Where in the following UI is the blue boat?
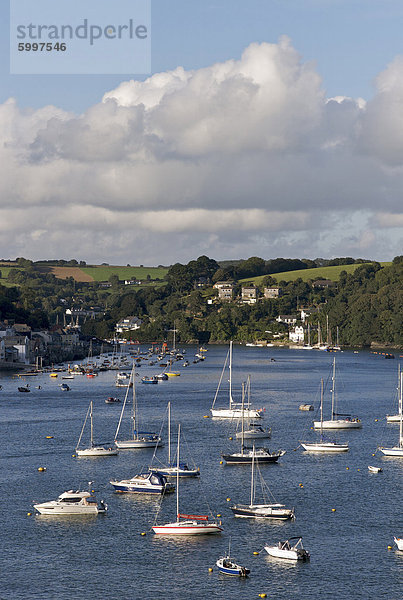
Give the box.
[141,376,158,384]
[216,556,250,577]
[110,471,175,494]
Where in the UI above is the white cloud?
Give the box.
[0,39,402,263]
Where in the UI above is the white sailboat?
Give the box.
[114,366,163,449]
[379,371,403,457]
[76,401,118,457]
[386,365,402,422]
[301,379,349,453]
[313,357,362,429]
[152,425,222,535]
[211,342,262,419]
[230,447,294,519]
[151,402,200,477]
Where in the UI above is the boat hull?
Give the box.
[151,467,200,478]
[313,419,362,429]
[264,546,306,561]
[211,408,261,419]
[386,415,401,422]
[222,450,285,464]
[301,442,349,453]
[152,521,222,535]
[76,447,118,457]
[236,428,271,439]
[216,558,249,576]
[379,446,403,456]
[231,504,294,519]
[115,437,163,449]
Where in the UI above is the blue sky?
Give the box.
[3,0,403,111]
[0,1,402,264]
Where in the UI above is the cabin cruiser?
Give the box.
[34,490,107,515]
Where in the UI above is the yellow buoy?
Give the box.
[357,469,360,472]
[229,436,233,440]
[346,467,349,470]
[27,512,32,516]
[45,436,53,439]
[37,467,46,472]
[375,419,378,422]
[208,568,213,573]
[217,514,221,518]
[203,415,210,418]
[219,460,223,465]
[259,594,267,598]
[332,508,336,512]
[387,545,392,550]
[253,551,259,555]
[72,454,76,458]
[226,497,231,502]
[140,532,146,536]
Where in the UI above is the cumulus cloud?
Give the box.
[0,38,402,263]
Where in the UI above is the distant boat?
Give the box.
[368,465,382,473]
[114,366,163,449]
[211,342,262,419]
[105,397,120,404]
[141,376,158,384]
[152,425,222,536]
[264,537,310,561]
[76,401,118,457]
[60,383,70,391]
[379,371,403,457]
[216,540,250,576]
[18,385,30,393]
[313,358,361,429]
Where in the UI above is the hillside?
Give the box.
[239,262,392,285]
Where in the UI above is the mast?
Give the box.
[176,424,180,521]
[250,445,255,506]
[331,357,336,421]
[229,341,233,408]
[114,364,133,441]
[90,401,94,448]
[399,371,403,449]
[320,379,324,440]
[168,402,171,465]
[240,381,245,456]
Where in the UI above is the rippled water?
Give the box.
[0,346,402,599]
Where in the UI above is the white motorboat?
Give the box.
[301,379,349,453]
[152,425,222,536]
[264,537,310,561]
[114,366,163,449]
[379,372,403,457]
[394,537,403,551]
[34,490,107,515]
[368,465,382,473]
[231,448,294,519]
[76,401,118,457]
[313,358,361,429]
[211,342,262,419]
[110,471,174,494]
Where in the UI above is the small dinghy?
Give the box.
[264,537,310,561]
[216,556,250,577]
[18,385,30,393]
[368,465,382,473]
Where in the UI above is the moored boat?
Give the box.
[264,537,310,561]
[110,470,174,494]
[34,490,107,515]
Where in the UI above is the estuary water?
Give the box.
[0,346,402,599]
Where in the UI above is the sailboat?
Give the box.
[301,379,349,452]
[313,357,362,429]
[152,425,223,535]
[164,324,180,377]
[151,403,200,477]
[76,401,118,457]
[386,366,402,422]
[211,342,262,419]
[379,371,403,457]
[230,447,294,518]
[114,366,163,449]
[235,376,271,439]
[222,382,285,464]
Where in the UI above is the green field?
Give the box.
[240,262,392,285]
[81,265,169,281]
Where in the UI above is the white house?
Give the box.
[115,316,143,334]
[289,326,305,343]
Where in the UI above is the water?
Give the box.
[0,347,402,599]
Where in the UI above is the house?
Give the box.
[289,326,305,343]
[115,316,143,334]
[312,279,337,289]
[213,281,234,301]
[276,315,298,325]
[264,287,282,298]
[300,307,318,323]
[241,285,258,304]
[124,280,141,285]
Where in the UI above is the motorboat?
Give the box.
[236,422,271,440]
[231,447,294,519]
[216,551,249,577]
[152,425,222,535]
[211,342,262,419]
[110,471,174,494]
[76,401,118,457]
[368,465,382,473]
[105,397,121,404]
[18,385,30,392]
[299,404,314,411]
[34,490,107,515]
[313,358,361,429]
[264,537,310,561]
[141,376,158,384]
[394,537,403,551]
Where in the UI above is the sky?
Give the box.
[0,0,402,265]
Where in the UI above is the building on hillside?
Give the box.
[312,279,337,289]
[213,281,234,301]
[264,287,282,298]
[289,326,305,343]
[115,316,143,334]
[276,315,298,326]
[300,307,319,323]
[241,285,259,304]
[124,280,142,285]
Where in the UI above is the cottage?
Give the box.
[276,315,298,325]
[115,316,143,334]
[241,285,258,304]
[213,281,234,301]
[264,287,282,299]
